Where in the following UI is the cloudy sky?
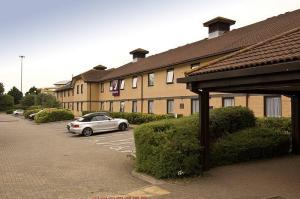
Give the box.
[0,0,299,93]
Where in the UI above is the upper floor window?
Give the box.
[264,96,282,117]
[63,91,66,97]
[222,97,235,107]
[132,76,138,88]
[166,69,174,84]
[167,99,174,114]
[100,83,104,93]
[191,63,200,69]
[120,80,125,90]
[148,73,154,86]
[68,90,70,97]
[77,85,79,94]
[80,84,83,94]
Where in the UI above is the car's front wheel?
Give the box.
[119,123,127,131]
[82,128,93,137]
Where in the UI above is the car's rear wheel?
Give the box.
[82,128,93,137]
[119,123,127,131]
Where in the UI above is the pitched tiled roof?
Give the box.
[99,9,300,81]
[187,27,300,76]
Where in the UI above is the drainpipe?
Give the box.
[89,83,92,111]
[141,74,144,113]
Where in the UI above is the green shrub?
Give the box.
[210,127,290,167]
[110,112,175,124]
[0,94,14,111]
[6,109,13,114]
[34,108,74,123]
[27,105,42,110]
[135,115,201,178]
[209,106,256,141]
[24,109,42,119]
[256,117,291,133]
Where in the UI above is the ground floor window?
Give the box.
[100,102,104,110]
[191,99,199,114]
[167,99,174,114]
[120,101,125,112]
[265,96,282,117]
[132,101,137,113]
[81,102,83,111]
[148,100,154,114]
[109,102,113,112]
[76,102,79,111]
[222,97,235,107]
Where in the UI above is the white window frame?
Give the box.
[222,97,235,107]
[132,77,138,88]
[148,73,155,86]
[120,79,125,90]
[166,69,174,84]
[167,99,174,114]
[148,100,154,114]
[265,96,282,117]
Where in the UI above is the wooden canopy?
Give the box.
[178,28,300,171]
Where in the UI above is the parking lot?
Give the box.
[0,114,147,199]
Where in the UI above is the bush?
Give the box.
[210,127,290,167]
[209,106,256,141]
[34,108,74,123]
[24,109,42,119]
[20,94,35,108]
[256,117,291,133]
[6,109,13,114]
[110,112,175,124]
[0,94,14,111]
[135,115,201,178]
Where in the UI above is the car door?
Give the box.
[90,116,101,132]
[93,115,112,131]
[105,116,119,129]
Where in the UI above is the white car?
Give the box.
[67,112,129,136]
[13,109,24,116]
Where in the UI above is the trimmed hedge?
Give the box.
[6,109,13,114]
[24,109,42,119]
[209,106,256,141]
[210,127,291,166]
[81,111,175,124]
[34,108,74,123]
[256,117,291,133]
[134,115,201,178]
[110,112,175,124]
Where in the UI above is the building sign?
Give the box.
[110,80,120,96]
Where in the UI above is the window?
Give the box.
[166,69,174,84]
[191,99,199,114]
[148,73,154,86]
[76,102,79,111]
[81,102,83,111]
[72,89,74,96]
[81,84,83,94]
[167,99,174,114]
[100,83,104,93]
[222,97,235,107]
[68,90,70,97]
[148,100,154,114]
[77,85,79,94]
[71,102,74,110]
[120,79,125,90]
[265,96,282,117]
[100,102,104,110]
[132,76,138,88]
[191,63,200,69]
[120,101,125,112]
[64,91,66,97]
[109,102,113,112]
[109,81,113,91]
[67,103,70,109]
[91,115,108,121]
[132,101,137,113]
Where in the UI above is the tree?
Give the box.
[20,94,35,107]
[35,93,60,108]
[7,86,23,104]
[0,95,14,111]
[0,82,4,96]
[25,86,40,96]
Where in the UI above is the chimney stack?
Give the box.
[130,48,149,62]
[203,17,236,39]
[93,65,107,70]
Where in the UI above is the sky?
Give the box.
[0,0,300,93]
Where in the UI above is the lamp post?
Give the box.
[19,55,25,93]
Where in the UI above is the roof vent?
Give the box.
[203,17,236,39]
[130,48,149,62]
[93,65,107,70]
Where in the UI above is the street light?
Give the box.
[19,55,25,93]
